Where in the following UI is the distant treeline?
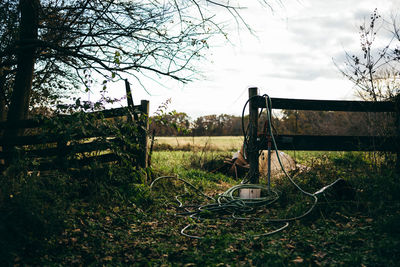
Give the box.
[150,110,396,137]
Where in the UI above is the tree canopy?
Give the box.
[0,0,268,128]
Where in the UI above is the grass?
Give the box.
[153,136,243,151]
[149,150,400,266]
[153,136,347,165]
[1,141,399,266]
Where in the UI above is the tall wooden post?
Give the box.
[396,95,400,176]
[125,79,139,121]
[248,87,259,184]
[138,100,149,169]
[125,79,134,108]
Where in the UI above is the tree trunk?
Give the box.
[5,0,39,136]
[0,75,5,165]
[3,0,39,165]
[0,74,6,122]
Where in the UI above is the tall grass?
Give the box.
[149,147,400,266]
[2,132,399,265]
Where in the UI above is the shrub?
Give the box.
[0,171,74,264]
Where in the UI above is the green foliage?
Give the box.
[2,148,400,265]
[150,99,192,136]
[183,169,231,184]
[0,163,150,265]
[13,101,148,174]
[0,102,152,265]
[149,151,400,266]
[0,171,75,264]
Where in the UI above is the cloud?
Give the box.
[285,15,359,52]
[259,52,339,81]
[246,0,399,82]
[135,0,400,118]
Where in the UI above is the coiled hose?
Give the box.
[150,94,342,239]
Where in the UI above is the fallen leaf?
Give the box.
[313,252,327,259]
[292,257,304,263]
[103,256,113,261]
[286,243,295,249]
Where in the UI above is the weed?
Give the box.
[2,147,399,266]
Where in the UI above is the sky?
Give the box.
[89,0,400,119]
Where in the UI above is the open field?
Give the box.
[153,136,353,165]
[154,136,243,151]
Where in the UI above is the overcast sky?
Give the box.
[93,0,400,119]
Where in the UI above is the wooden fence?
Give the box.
[0,100,149,173]
[247,87,400,183]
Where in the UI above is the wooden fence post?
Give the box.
[396,95,400,176]
[57,138,68,170]
[248,87,259,184]
[125,79,134,108]
[138,100,149,169]
[125,79,139,121]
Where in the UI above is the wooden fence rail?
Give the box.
[253,96,396,112]
[0,100,149,172]
[247,87,400,184]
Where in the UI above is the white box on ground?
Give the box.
[239,188,261,199]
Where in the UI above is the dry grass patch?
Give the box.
[154,136,243,151]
